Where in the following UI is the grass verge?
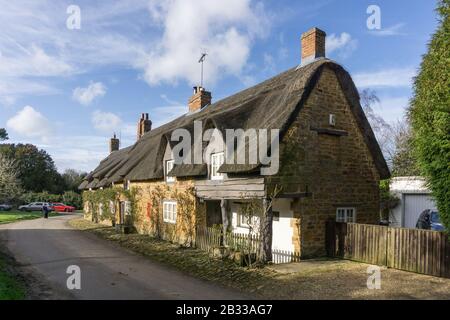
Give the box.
[0,211,57,224]
[0,253,25,300]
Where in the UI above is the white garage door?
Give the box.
[404,194,437,228]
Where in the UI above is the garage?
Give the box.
[403,194,437,228]
[390,177,437,228]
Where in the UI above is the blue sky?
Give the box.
[0,0,439,172]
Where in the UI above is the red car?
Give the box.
[52,203,75,212]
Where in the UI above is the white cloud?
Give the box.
[91,110,122,133]
[369,23,406,37]
[0,1,150,102]
[6,105,52,142]
[326,32,358,59]
[73,82,106,105]
[0,44,73,78]
[353,67,416,89]
[143,0,269,86]
[0,1,269,102]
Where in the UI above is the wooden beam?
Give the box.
[310,126,348,136]
[277,192,312,199]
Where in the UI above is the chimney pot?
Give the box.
[301,27,326,65]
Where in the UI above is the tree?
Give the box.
[360,89,420,176]
[0,143,65,194]
[62,191,83,209]
[0,128,8,141]
[259,184,282,263]
[0,154,22,203]
[360,89,395,167]
[409,1,450,231]
[391,121,421,177]
[62,169,87,192]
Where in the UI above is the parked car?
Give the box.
[0,204,12,211]
[416,209,445,231]
[51,203,75,212]
[18,202,54,212]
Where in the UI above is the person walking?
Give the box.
[42,203,49,219]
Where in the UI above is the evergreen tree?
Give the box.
[0,128,8,141]
[409,1,450,231]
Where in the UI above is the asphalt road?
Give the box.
[0,213,246,300]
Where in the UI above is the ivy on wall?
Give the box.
[82,187,138,225]
[138,183,196,246]
[82,184,196,245]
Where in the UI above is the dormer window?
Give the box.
[210,152,224,180]
[166,160,175,183]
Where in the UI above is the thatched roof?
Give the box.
[79,59,389,190]
[168,164,208,177]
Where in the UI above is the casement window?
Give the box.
[210,152,224,180]
[109,201,116,214]
[124,180,130,190]
[237,212,259,228]
[163,200,177,224]
[166,160,175,183]
[238,212,249,228]
[124,201,132,216]
[336,207,356,222]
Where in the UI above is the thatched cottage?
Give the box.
[79,27,389,259]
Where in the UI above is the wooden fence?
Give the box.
[326,221,450,278]
[272,249,301,264]
[195,226,261,258]
[195,227,300,264]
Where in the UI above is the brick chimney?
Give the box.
[137,113,152,140]
[301,27,326,65]
[188,86,211,112]
[110,133,119,153]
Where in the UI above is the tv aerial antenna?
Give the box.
[198,52,207,87]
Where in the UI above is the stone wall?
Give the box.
[272,67,381,257]
[130,179,197,246]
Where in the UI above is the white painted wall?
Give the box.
[230,202,260,234]
[230,199,294,252]
[271,199,294,252]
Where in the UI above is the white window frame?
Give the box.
[163,200,177,224]
[166,160,175,183]
[336,207,356,223]
[210,152,224,180]
[124,201,132,216]
[237,211,260,229]
[238,213,250,228]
